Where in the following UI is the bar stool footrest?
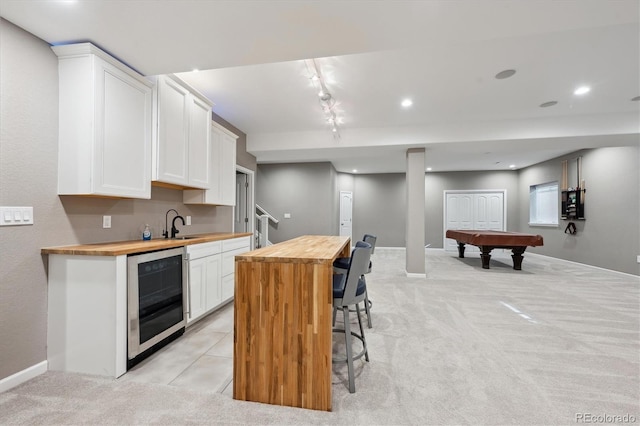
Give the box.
[332,328,368,363]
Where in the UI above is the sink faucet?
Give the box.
[163,209,180,239]
[171,215,185,239]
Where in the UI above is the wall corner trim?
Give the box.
[0,360,48,393]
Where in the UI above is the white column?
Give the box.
[406,148,426,276]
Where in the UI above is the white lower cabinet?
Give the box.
[186,236,251,325]
[221,274,235,302]
[187,252,221,322]
[186,241,221,325]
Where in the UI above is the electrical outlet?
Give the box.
[186,215,191,226]
[284,213,291,219]
[637,255,640,264]
[102,215,111,229]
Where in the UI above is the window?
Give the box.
[529,181,558,226]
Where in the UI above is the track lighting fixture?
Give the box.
[305,59,341,138]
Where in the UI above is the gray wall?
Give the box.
[1,18,58,382]
[336,151,638,274]
[256,162,337,243]
[519,146,640,275]
[348,173,406,247]
[212,113,256,172]
[337,170,519,249]
[0,19,253,381]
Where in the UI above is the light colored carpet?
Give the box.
[1,248,638,425]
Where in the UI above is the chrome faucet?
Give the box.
[171,215,185,239]
[163,209,180,239]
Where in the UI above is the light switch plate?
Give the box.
[0,206,33,226]
[186,215,192,226]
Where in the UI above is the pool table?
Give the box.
[446,229,544,270]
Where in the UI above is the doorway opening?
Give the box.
[235,166,255,248]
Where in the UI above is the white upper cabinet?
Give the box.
[183,121,237,206]
[188,96,212,188]
[53,43,153,199]
[152,74,213,189]
[219,130,237,205]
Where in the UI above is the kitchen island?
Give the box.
[233,235,351,411]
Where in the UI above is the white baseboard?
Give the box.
[526,252,640,279]
[377,246,446,252]
[0,360,47,393]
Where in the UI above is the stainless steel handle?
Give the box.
[184,258,191,317]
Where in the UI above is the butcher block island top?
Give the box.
[234,235,351,411]
[235,234,350,264]
[41,232,252,256]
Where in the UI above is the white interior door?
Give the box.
[444,191,505,252]
[339,191,353,242]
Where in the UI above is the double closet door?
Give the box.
[444,191,505,252]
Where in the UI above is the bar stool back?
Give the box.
[332,241,372,393]
[334,234,377,327]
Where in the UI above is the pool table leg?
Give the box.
[479,246,492,269]
[456,242,466,258]
[511,247,526,270]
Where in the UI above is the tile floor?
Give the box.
[118,302,235,396]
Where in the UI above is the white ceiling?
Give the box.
[1,0,639,173]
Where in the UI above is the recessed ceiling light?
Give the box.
[574,86,591,95]
[540,101,558,108]
[495,69,516,79]
[401,99,413,108]
[509,164,516,169]
[426,167,432,171]
[632,96,640,102]
[192,68,199,73]
[352,169,357,173]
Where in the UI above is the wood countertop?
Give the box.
[235,235,350,264]
[41,232,253,256]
